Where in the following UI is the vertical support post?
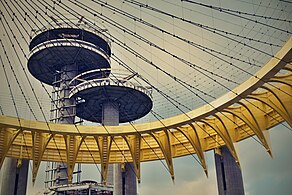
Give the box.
[0,158,17,194]
[0,158,29,195]
[215,146,244,195]
[16,159,29,195]
[102,101,137,195]
[54,64,76,186]
[123,163,137,195]
[114,164,123,195]
[102,101,119,187]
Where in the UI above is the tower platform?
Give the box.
[69,69,153,123]
[28,22,111,85]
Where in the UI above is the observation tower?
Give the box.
[27,20,152,194]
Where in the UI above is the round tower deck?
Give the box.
[28,26,111,86]
[71,80,152,123]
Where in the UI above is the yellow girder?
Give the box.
[176,124,207,176]
[0,37,291,183]
[150,130,175,180]
[94,135,112,184]
[123,135,141,182]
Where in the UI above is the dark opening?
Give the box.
[122,172,126,195]
[221,159,227,191]
[14,172,19,195]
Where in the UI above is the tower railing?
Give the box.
[30,19,111,47]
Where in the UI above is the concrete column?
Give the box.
[114,164,123,195]
[0,158,17,195]
[55,64,76,186]
[16,159,29,195]
[215,146,244,195]
[102,101,137,195]
[102,101,119,126]
[114,163,137,195]
[0,158,29,195]
[102,101,119,186]
[124,163,137,195]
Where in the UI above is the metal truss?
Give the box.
[0,37,291,183]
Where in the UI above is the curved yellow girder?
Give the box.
[0,37,291,183]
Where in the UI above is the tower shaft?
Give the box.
[102,101,118,186]
[102,102,137,195]
[54,64,77,186]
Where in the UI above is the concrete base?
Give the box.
[107,164,114,185]
[0,158,17,195]
[123,163,137,195]
[16,160,29,195]
[114,163,137,195]
[0,158,29,195]
[114,164,122,195]
[215,146,244,195]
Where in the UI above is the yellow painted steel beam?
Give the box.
[31,132,53,183]
[150,130,175,180]
[0,127,22,167]
[176,125,208,176]
[123,135,141,182]
[0,37,291,182]
[223,102,272,156]
[63,135,85,183]
[94,135,113,184]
